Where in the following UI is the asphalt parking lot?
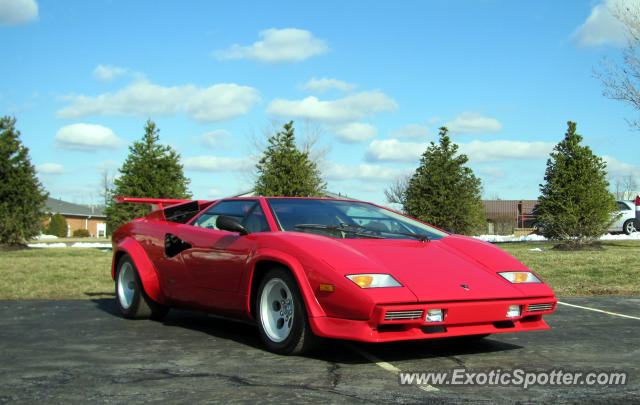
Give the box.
[0,296,638,404]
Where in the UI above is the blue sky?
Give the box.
[1,0,639,206]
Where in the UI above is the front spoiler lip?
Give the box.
[309,296,557,343]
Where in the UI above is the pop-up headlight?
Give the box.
[345,274,402,288]
[499,271,542,284]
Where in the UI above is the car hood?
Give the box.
[275,233,553,302]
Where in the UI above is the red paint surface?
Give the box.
[111,197,556,342]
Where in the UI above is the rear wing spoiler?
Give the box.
[114,196,195,210]
[114,196,214,223]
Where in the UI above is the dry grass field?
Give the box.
[0,248,114,299]
[0,240,638,299]
[500,240,640,296]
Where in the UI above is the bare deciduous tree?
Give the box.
[99,169,114,206]
[596,1,640,129]
[384,175,410,208]
[611,173,638,199]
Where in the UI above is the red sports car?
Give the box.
[110,196,556,355]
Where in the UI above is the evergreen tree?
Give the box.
[104,120,191,232]
[254,121,326,197]
[536,121,616,245]
[0,116,48,245]
[45,213,67,237]
[403,127,486,235]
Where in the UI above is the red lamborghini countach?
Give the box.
[110,196,556,354]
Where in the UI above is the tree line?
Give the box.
[0,114,628,249]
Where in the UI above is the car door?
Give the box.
[610,201,633,232]
[178,200,270,312]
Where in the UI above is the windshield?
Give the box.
[267,198,449,241]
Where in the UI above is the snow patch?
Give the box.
[70,243,112,248]
[475,232,639,243]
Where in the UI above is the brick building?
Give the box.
[44,198,107,237]
[482,199,538,234]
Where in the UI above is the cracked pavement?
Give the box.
[0,297,639,404]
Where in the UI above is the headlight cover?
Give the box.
[499,271,542,284]
[346,274,402,288]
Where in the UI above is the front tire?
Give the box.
[115,255,168,320]
[623,219,636,235]
[256,268,320,355]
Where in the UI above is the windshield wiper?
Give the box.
[342,223,430,242]
[294,224,384,239]
[294,223,429,242]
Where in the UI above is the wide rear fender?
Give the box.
[112,237,167,304]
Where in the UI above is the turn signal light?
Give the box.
[319,283,335,293]
[351,276,374,288]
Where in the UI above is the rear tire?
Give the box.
[256,268,321,355]
[115,255,168,320]
[623,219,636,235]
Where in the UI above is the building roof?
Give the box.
[482,200,538,219]
[45,198,106,218]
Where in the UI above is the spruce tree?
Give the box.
[45,213,67,237]
[536,121,616,245]
[104,120,191,232]
[254,121,326,197]
[403,127,486,235]
[0,116,48,245]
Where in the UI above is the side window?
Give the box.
[617,202,630,211]
[243,206,270,233]
[192,200,270,233]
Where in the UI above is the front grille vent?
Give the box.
[384,310,424,321]
[527,303,554,312]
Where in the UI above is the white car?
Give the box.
[609,200,637,235]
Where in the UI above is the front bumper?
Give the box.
[309,297,557,343]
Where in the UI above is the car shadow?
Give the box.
[310,335,522,365]
[90,299,522,363]
[90,298,121,316]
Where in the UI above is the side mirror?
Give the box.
[216,215,249,235]
[444,227,455,234]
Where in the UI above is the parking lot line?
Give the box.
[557,301,640,320]
[343,342,440,392]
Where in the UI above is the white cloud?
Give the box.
[365,138,554,163]
[302,77,355,93]
[36,163,65,175]
[459,140,554,163]
[603,155,640,177]
[0,0,37,25]
[477,166,506,180]
[55,124,125,151]
[334,123,377,143]
[446,111,502,134]
[365,139,426,162]
[323,161,410,181]
[573,0,629,47]
[195,129,231,148]
[183,156,253,172]
[183,85,260,122]
[389,124,430,139]
[93,64,127,81]
[267,91,397,124]
[216,28,328,63]
[57,80,261,123]
[208,188,223,198]
[94,160,121,170]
